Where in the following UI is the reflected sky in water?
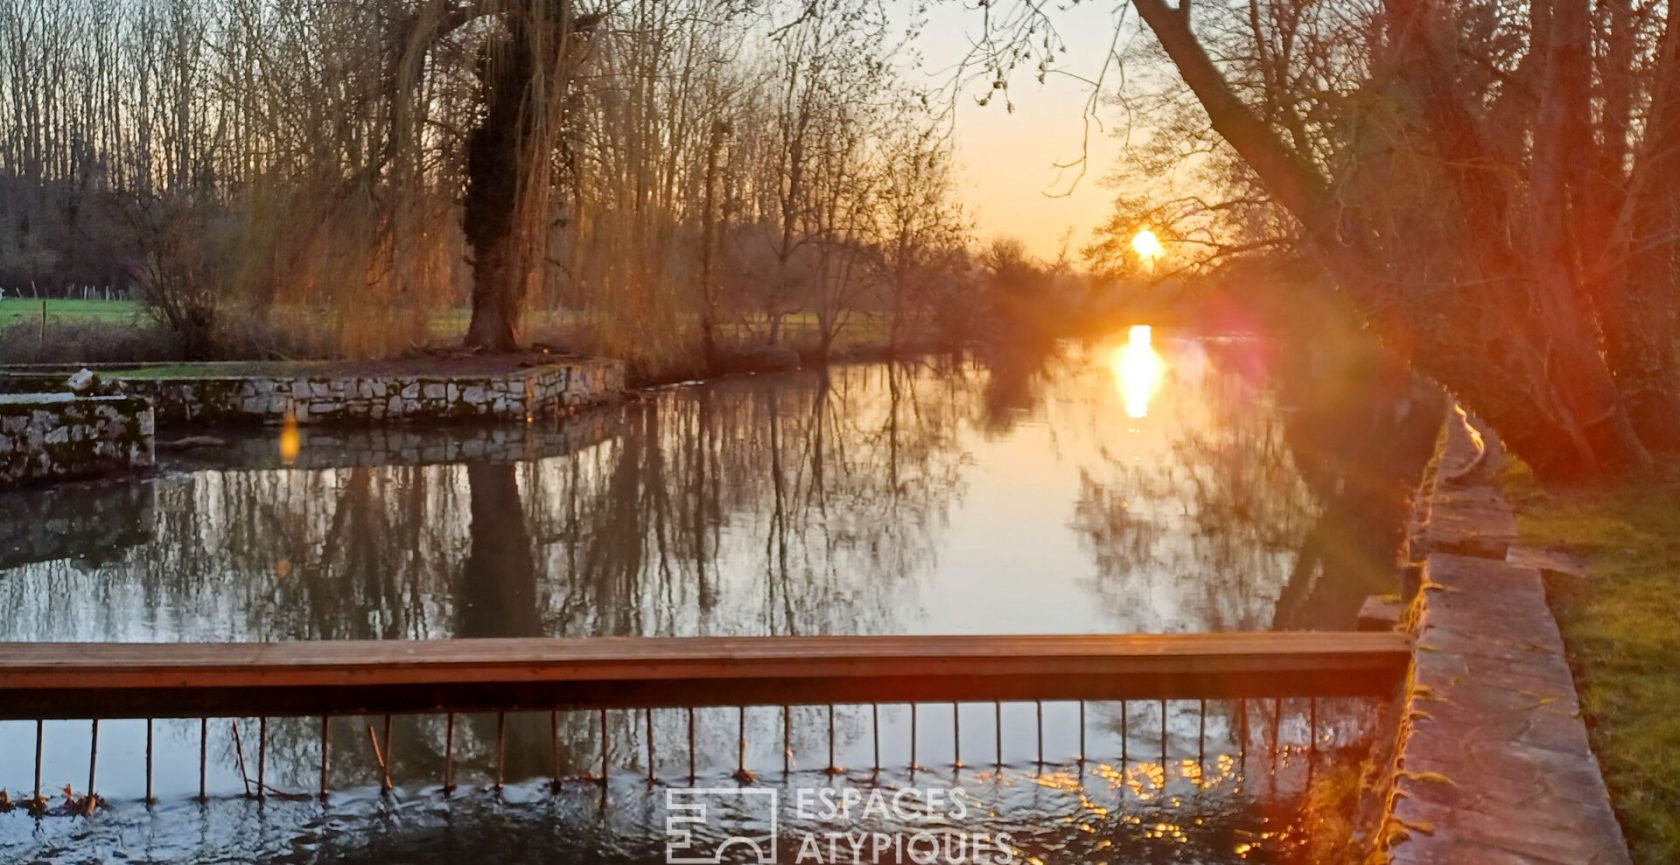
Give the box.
[0,334,1442,644]
[0,332,1441,863]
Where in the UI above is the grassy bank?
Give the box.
[0,298,144,326]
[1500,460,1680,863]
[0,301,940,389]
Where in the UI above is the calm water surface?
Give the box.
[0,332,1440,863]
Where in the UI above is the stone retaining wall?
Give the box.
[121,360,624,426]
[0,359,624,426]
[1375,406,1631,864]
[0,393,155,487]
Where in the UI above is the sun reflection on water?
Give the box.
[1111,325,1165,419]
[278,405,300,466]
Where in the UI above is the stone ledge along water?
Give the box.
[0,358,624,488]
[1378,406,1631,865]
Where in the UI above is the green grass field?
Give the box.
[1,299,499,340]
[0,298,145,327]
[1503,461,1680,863]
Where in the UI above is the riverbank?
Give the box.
[1501,461,1680,863]
[1373,408,1631,865]
[0,307,942,390]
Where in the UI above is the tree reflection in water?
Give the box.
[1069,335,1442,632]
[0,333,1437,848]
[0,337,1438,644]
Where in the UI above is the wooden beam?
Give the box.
[0,633,1410,719]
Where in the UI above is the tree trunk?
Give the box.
[457,463,539,639]
[462,5,593,352]
[698,119,726,369]
[1132,0,1657,481]
[462,22,535,353]
[1604,6,1680,450]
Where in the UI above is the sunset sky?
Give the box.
[912,2,1138,262]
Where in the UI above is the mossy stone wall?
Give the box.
[116,360,623,426]
[0,394,155,487]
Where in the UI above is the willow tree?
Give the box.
[985,0,1680,481]
[397,1,602,351]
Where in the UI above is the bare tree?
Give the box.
[982,0,1680,480]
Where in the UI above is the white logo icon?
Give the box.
[665,788,779,864]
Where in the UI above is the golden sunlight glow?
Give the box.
[1111,325,1165,419]
[279,406,300,466]
[1131,228,1164,262]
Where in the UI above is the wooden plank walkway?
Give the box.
[0,632,1410,719]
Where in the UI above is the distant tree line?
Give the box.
[0,0,1097,374]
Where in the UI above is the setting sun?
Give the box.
[1131,229,1164,261]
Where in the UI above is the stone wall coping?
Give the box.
[0,392,144,406]
[97,362,602,381]
[1379,404,1632,865]
[3,358,628,427]
[0,358,620,377]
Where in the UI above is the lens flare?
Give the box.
[1111,325,1164,419]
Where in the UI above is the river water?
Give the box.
[0,331,1441,863]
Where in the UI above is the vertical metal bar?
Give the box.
[910,703,918,776]
[1270,698,1282,772]
[1270,698,1283,798]
[872,704,881,775]
[952,702,961,770]
[145,719,155,805]
[257,717,267,800]
[202,717,211,802]
[1035,701,1043,768]
[1077,701,1086,764]
[495,712,507,791]
[381,715,393,793]
[686,707,696,784]
[444,713,456,794]
[318,716,330,800]
[1309,696,1319,783]
[826,705,837,775]
[1237,698,1248,764]
[1121,701,1129,763]
[994,702,1003,768]
[601,708,610,784]
[86,719,99,808]
[1160,699,1168,769]
[33,719,42,807]
[1198,699,1207,766]
[552,710,562,789]
[648,708,657,782]
[1310,697,1319,752]
[232,720,251,799]
[736,707,746,780]
[783,706,792,776]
